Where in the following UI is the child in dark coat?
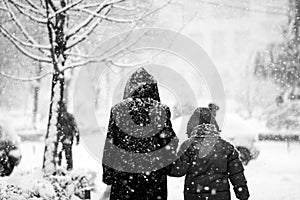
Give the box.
[169,105,250,200]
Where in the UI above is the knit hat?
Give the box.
[186,104,220,137]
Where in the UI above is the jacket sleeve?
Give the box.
[167,140,192,177]
[228,147,250,200]
[102,108,118,185]
[164,106,179,161]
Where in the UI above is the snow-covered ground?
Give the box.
[3,139,300,200]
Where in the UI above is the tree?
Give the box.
[0,0,169,174]
[252,0,300,130]
[253,0,300,102]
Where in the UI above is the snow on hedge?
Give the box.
[0,168,96,200]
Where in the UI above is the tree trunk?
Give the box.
[43,0,67,174]
[43,73,63,173]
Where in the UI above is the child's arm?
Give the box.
[167,140,192,177]
[228,147,250,200]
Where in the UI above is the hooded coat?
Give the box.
[169,108,250,200]
[102,68,178,200]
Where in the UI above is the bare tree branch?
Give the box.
[108,58,150,68]
[6,0,46,17]
[48,0,83,19]
[0,25,51,50]
[0,6,8,11]
[66,5,113,49]
[66,0,124,40]
[62,29,148,71]
[47,0,58,12]
[39,0,46,10]
[23,0,43,11]
[0,25,52,63]
[112,4,138,11]
[62,59,101,71]
[64,0,183,71]
[3,0,47,53]
[77,3,101,9]
[0,70,54,81]
[67,0,151,50]
[87,0,171,58]
[74,7,142,23]
[9,0,47,24]
[65,52,95,58]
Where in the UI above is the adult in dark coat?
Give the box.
[169,106,250,200]
[102,67,178,200]
[57,101,80,171]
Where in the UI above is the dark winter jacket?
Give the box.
[169,124,250,200]
[102,67,178,200]
[57,105,80,145]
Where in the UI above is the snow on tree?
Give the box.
[253,0,300,102]
[0,0,171,174]
[251,0,300,131]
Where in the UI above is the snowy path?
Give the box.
[5,140,300,200]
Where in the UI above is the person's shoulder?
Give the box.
[152,101,172,119]
[218,137,235,152]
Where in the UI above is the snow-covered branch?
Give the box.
[66,5,113,49]
[23,0,43,11]
[9,0,47,24]
[67,2,150,49]
[77,3,101,9]
[66,0,124,40]
[62,59,101,71]
[0,70,53,81]
[108,58,149,68]
[0,26,52,63]
[74,7,141,23]
[62,30,149,71]
[47,0,58,12]
[112,4,138,11]
[3,0,47,53]
[48,0,83,19]
[65,52,95,58]
[7,0,46,17]
[0,6,8,11]
[0,26,50,51]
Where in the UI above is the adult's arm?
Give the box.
[167,139,192,177]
